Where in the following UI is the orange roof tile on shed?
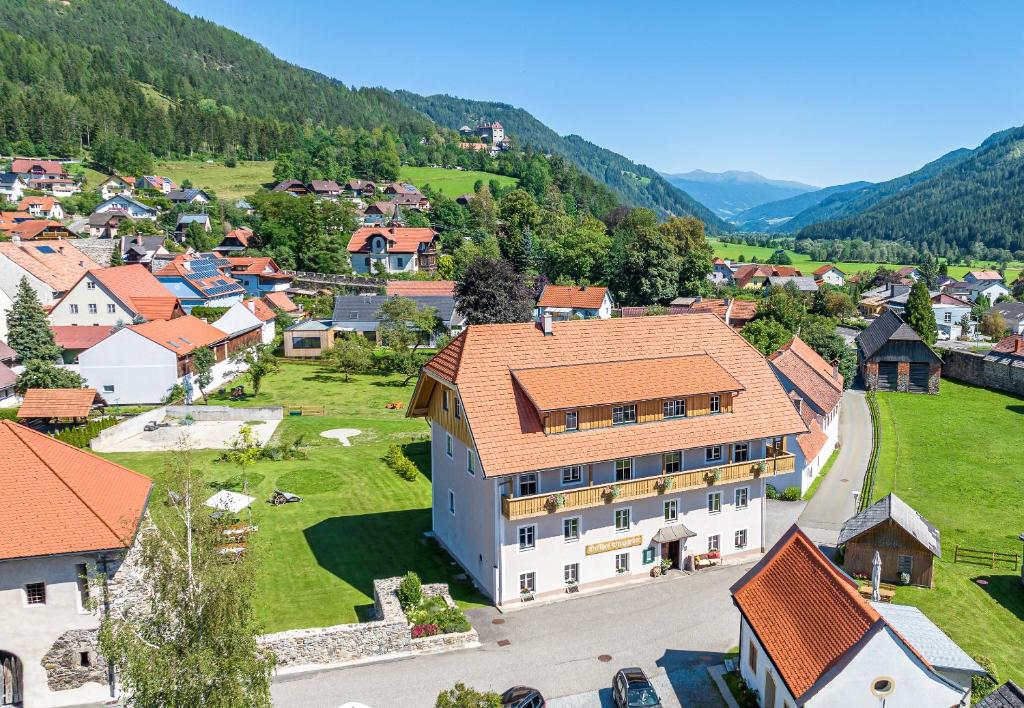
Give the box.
[414,315,807,478]
[512,355,743,412]
[128,315,227,355]
[0,419,151,561]
[18,388,98,418]
[537,284,609,310]
[386,280,457,296]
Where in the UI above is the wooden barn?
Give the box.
[838,493,941,588]
[855,309,942,393]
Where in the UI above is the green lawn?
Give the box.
[873,380,1024,683]
[399,165,517,197]
[710,239,1023,283]
[154,159,277,201]
[98,362,486,633]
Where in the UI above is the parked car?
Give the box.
[501,686,545,708]
[612,668,662,707]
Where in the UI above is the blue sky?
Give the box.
[171,0,1024,186]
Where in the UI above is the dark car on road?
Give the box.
[612,667,662,707]
[500,686,545,708]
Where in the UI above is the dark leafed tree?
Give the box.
[606,208,680,306]
[6,277,61,362]
[15,360,86,394]
[454,257,533,325]
[904,280,939,345]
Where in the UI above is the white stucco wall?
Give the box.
[739,616,797,708]
[48,274,135,327]
[0,286,12,340]
[79,329,177,404]
[0,256,54,303]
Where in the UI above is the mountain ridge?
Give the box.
[659,169,818,219]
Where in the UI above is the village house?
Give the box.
[535,284,614,321]
[963,269,1004,285]
[95,175,134,201]
[34,178,80,197]
[87,212,128,239]
[838,493,942,588]
[119,235,169,266]
[326,293,464,346]
[18,196,63,220]
[271,179,308,196]
[174,213,211,241]
[213,298,277,345]
[11,158,68,183]
[52,325,115,363]
[859,283,912,316]
[344,179,377,199]
[710,258,734,286]
[943,279,1010,304]
[619,298,758,331]
[282,318,334,358]
[989,301,1024,334]
[0,419,151,708]
[856,310,942,393]
[765,275,819,293]
[406,315,806,604]
[895,266,921,282]
[214,226,254,253]
[360,201,397,225]
[262,290,302,316]
[79,315,258,404]
[888,291,976,339]
[5,220,76,241]
[733,264,802,289]
[154,253,246,311]
[813,264,846,286]
[390,192,432,211]
[225,257,292,296]
[767,336,843,495]
[135,175,176,193]
[309,179,342,198]
[0,173,28,202]
[347,225,439,274]
[166,188,211,206]
[731,526,972,707]
[0,361,15,403]
[0,240,98,310]
[93,194,158,221]
[384,182,422,196]
[50,264,183,327]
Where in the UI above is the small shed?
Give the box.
[838,493,941,587]
[855,309,942,393]
[17,388,101,429]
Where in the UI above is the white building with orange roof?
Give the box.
[407,315,807,604]
[49,264,184,327]
[347,225,439,274]
[18,196,64,220]
[0,419,152,707]
[535,284,614,321]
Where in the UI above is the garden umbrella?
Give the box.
[871,550,882,602]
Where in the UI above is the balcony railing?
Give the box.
[501,452,796,520]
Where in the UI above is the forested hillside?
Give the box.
[395,92,731,231]
[799,125,1024,256]
[730,181,871,232]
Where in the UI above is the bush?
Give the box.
[397,571,422,612]
[765,484,779,500]
[434,606,471,634]
[407,595,449,626]
[971,656,998,705]
[412,623,440,639]
[384,443,420,481]
[780,486,802,501]
[54,417,121,448]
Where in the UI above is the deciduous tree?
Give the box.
[232,344,279,395]
[455,257,533,325]
[191,346,216,403]
[325,333,373,382]
[980,311,1007,339]
[741,318,793,356]
[607,208,679,306]
[15,360,85,394]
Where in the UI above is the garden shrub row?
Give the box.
[385,444,419,481]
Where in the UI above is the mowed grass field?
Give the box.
[710,238,1024,283]
[873,381,1024,684]
[154,159,277,201]
[98,362,486,633]
[399,165,517,197]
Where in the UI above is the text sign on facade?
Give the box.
[586,535,643,556]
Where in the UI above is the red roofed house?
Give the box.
[18,196,64,220]
[225,256,292,296]
[79,315,261,403]
[52,325,115,363]
[0,419,151,708]
[347,225,439,275]
[406,315,807,603]
[733,264,803,289]
[6,219,76,241]
[50,264,184,327]
[262,290,302,316]
[535,284,614,321]
[963,270,1003,284]
[731,526,969,707]
[812,264,846,287]
[212,298,277,345]
[11,158,68,182]
[135,175,176,193]
[768,336,844,494]
[214,226,254,253]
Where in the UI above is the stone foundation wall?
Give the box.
[41,629,107,692]
[943,350,1024,396]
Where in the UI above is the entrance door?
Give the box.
[764,671,777,707]
[661,541,680,569]
[0,652,23,707]
[876,362,899,391]
[908,363,930,393]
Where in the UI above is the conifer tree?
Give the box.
[904,280,938,345]
[6,277,61,362]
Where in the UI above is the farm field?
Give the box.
[153,159,277,200]
[399,165,517,197]
[872,380,1024,685]
[98,362,486,633]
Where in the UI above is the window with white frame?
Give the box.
[615,552,630,573]
[705,445,723,463]
[565,410,578,431]
[707,492,722,514]
[519,572,536,593]
[708,534,720,552]
[615,458,633,481]
[107,303,116,313]
[69,304,78,314]
[454,397,462,420]
[735,487,749,509]
[612,404,636,425]
[518,525,536,551]
[88,303,97,314]
[663,451,681,474]
[733,443,749,462]
[663,399,686,418]
[944,312,952,323]
[561,465,582,485]
[614,508,631,532]
[735,529,748,549]
[563,517,580,542]
[86,281,96,290]
[448,490,455,515]
[467,449,476,476]
[518,473,537,496]
[102,384,115,393]
[445,433,453,458]
[442,390,449,411]
[710,395,721,414]
[664,499,678,522]
[564,563,579,585]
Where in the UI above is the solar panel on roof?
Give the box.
[35,245,56,254]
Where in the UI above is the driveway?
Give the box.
[797,389,872,552]
[101,419,280,451]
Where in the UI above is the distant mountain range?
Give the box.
[659,170,817,219]
[729,181,873,232]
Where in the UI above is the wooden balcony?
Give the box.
[501,453,796,521]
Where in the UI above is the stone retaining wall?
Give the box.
[943,350,1024,396]
[166,405,284,421]
[90,406,168,451]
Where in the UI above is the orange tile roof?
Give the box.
[128,315,227,355]
[262,290,301,313]
[11,158,66,174]
[992,334,1024,355]
[227,256,281,274]
[347,226,436,254]
[222,227,252,247]
[537,285,609,310]
[244,297,276,322]
[18,388,98,418]
[731,526,882,700]
[51,325,115,351]
[415,315,807,477]
[18,196,58,211]
[86,264,182,321]
[0,210,33,229]
[6,219,70,240]
[386,280,457,296]
[796,419,829,459]
[0,241,98,291]
[768,336,843,416]
[813,264,844,276]
[512,355,743,412]
[0,419,151,561]
[968,270,1002,281]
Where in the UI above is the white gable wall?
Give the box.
[49,273,136,327]
[78,329,177,404]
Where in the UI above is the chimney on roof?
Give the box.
[580,284,587,291]
[58,245,64,254]
[695,295,702,303]
[541,313,553,336]
[831,358,840,380]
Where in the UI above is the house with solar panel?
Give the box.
[154,253,245,312]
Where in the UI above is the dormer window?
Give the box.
[612,404,636,425]
[710,395,721,414]
[663,399,686,418]
[565,410,578,431]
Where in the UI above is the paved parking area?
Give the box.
[102,419,280,451]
